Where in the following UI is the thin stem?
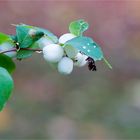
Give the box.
[103,57,112,69]
[0,48,17,54]
[21,48,42,52]
[0,47,42,54]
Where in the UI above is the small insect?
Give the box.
[86,57,97,71]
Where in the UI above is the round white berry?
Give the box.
[59,33,76,44]
[0,42,17,58]
[74,53,88,67]
[37,37,53,49]
[64,45,78,58]
[58,57,73,75]
[74,53,83,65]
[43,44,64,63]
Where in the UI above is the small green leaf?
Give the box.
[34,27,58,43]
[0,54,16,73]
[16,25,29,44]
[0,67,14,111]
[0,33,14,45]
[17,24,58,44]
[10,35,18,42]
[69,19,89,36]
[65,36,104,61]
[16,25,44,48]
[17,50,33,59]
[20,31,44,49]
[16,42,38,59]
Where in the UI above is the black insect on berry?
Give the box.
[86,57,97,71]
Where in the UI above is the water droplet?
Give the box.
[94,45,96,48]
[87,49,90,52]
[87,43,90,46]
[83,46,86,49]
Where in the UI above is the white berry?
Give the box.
[43,44,64,63]
[64,45,78,58]
[58,57,73,75]
[37,37,53,49]
[74,53,88,67]
[0,42,17,58]
[59,33,76,44]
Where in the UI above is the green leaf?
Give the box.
[17,24,58,44]
[65,36,104,61]
[10,35,18,42]
[17,50,33,59]
[16,42,38,59]
[69,19,89,36]
[24,24,58,43]
[0,67,14,111]
[21,31,44,49]
[0,33,14,45]
[16,25,29,44]
[34,27,58,43]
[0,54,16,73]
[16,25,44,48]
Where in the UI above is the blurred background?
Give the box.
[0,0,140,139]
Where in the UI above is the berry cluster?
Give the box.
[38,33,96,75]
[0,19,112,75]
[0,19,112,111]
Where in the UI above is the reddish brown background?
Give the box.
[0,0,140,139]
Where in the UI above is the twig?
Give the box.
[21,48,42,52]
[0,48,17,54]
[0,48,42,54]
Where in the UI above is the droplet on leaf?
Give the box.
[83,46,86,49]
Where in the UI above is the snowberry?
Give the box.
[43,44,64,63]
[59,33,76,44]
[0,42,17,58]
[64,45,78,58]
[74,53,88,67]
[37,37,53,49]
[58,57,73,75]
